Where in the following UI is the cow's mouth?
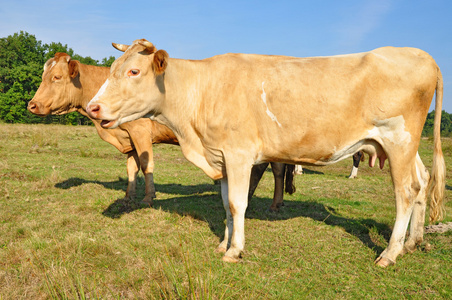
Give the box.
[101,119,117,128]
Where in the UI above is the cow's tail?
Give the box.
[427,67,446,223]
[285,164,296,194]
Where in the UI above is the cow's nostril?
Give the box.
[87,104,102,118]
[28,102,37,112]
[90,104,100,112]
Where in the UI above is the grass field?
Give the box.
[0,123,451,299]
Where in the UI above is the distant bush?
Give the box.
[422,110,452,137]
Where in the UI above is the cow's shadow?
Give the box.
[56,176,390,256]
[56,177,128,192]
[104,183,390,256]
[55,177,217,196]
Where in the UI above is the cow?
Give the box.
[28,52,177,206]
[28,52,294,210]
[86,40,445,267]
[349,151,365,179]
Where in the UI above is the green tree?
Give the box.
[422,110,452,137]
[44,42,76,61]
[0,31,45,123]
[101,56,116,67]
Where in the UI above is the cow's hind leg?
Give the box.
[248,163,269,201]
[375,152,423,267]
[349,151,363,179]
[403,153,429,255]
[269,162,285,212]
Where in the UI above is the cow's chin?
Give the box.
[100,119,118,129]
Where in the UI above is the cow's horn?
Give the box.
[137,40,156,54]
[112,42,130,52]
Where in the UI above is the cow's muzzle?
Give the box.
[86,103,117,128]
[27,100,48,116]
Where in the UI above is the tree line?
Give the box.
[0,31,451,135]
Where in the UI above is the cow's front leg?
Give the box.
[138,150,156,206]
[125,151,140,200]
[221,163,252,263]
[132,136,156,206]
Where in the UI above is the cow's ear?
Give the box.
[68,60,79,78]
[153,50,169,75]
[55,52,71,62]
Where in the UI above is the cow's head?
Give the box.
[28,53,81,116]
[86,39,168,129]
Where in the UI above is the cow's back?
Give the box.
[194,47,437,164]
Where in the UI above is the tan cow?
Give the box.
[28,52,293,210]
[28,52,177,205]
[86,40,445,267]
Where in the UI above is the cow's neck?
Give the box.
[154,58,225,179]
[158,58,205,132]
[76,64,110,114]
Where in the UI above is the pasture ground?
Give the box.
[0,123,451,299]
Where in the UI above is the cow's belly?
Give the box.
[260,135,385,167]
[302,139,383,166]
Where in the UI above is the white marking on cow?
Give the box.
[91,79,109,102]
[261,82,282,127]
[349,166,359,178]
[294,165,303,175]
[49,61,56,70]
[415,152,424,185]
[44,60,57,72]
[366,115,411,145]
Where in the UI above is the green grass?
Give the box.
[0,123,451,299]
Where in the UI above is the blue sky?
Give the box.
[1,0,451,112]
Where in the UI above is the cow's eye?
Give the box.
[53,75,62,81]
[127,69,140,76]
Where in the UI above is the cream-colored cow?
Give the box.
[87,40,445,267]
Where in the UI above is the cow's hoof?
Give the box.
[402,241,417,255]
[215,247,227,253]
[424,242,433,252]
[268,207,280,213]
[374,256,395,268]
[124,195,135,201]
[141,197,154,207]
[222,255,239,263]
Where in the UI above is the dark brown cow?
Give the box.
[28,52,294,209]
